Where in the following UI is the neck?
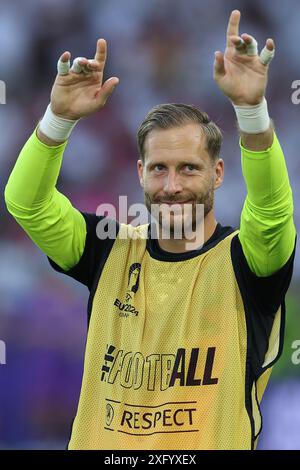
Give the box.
[157,210,217,254]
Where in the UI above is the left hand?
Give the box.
[213,10,275,106]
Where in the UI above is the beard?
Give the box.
[144,182,214,239]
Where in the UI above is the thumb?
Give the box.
[213,51,225,79]
[95,77,119,106]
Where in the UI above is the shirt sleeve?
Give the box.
[47,212,119,291]
[4,126,119,291]
[4,126,86,271]
[238,131,296,277]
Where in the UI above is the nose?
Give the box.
[163,171,183,194]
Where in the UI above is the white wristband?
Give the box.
[39,104,79,142]
[233,98,270,134]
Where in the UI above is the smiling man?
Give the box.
[137,110,223,251]
[4,11,296,449]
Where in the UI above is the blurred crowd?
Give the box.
[0,0,299,449]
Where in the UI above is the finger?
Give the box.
[94,38,107,66]
[57,51,71,75]
[259,39,275,66]
[82,59,103,74]
[77,58,99,74]
[226,10,241,47]
[213,51,225,78]
[95,77,119,106]
[230,35,247,52]
[241,34,258,56]
[266,38,275,51]
[86,59,102,71]
[70,57,89,74]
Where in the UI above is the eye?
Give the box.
[154,164,165,172]
[184,164,196,172]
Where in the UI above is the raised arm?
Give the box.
[4,39,119,271]
[213,10,296,276]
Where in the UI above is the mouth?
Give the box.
[157,200,194,205]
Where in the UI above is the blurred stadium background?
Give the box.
[0,0,299,450]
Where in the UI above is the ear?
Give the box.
[213,158,224,190]
[137,159,144,188]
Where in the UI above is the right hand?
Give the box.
[50,39,119,120]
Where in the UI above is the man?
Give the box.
[4,11,296,449]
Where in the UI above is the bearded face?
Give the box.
[137,123,223,241]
